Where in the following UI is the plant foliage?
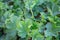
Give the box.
[0,0,60,40]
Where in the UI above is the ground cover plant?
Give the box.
[0,0,60,40]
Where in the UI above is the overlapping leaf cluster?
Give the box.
[0,0,60,40]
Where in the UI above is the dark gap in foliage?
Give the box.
[0,28,5,37]
[22,10,25,19]
[16,34,20,40]
[43,36,46,40]
[8,1,14,6]
[52,36,56,40]
[57,14,60,17]
[16,32,26,40]
[12,9,15,13]
[7,8,9,11]
[44,7,48,13]
[30,22,38,30]
[34,13,41,19]
[30,26,38,30]
[45,19,50,24]
[46,19,50,22]
[20,0,24,4]
[28,10,33,18]
[43,27,47,40]
[29,10,32,14]
[44,27,47,30]
[41,3,48,13]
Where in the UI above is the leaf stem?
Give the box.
[30,9,34,19]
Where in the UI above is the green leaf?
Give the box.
[24,0,38,10]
